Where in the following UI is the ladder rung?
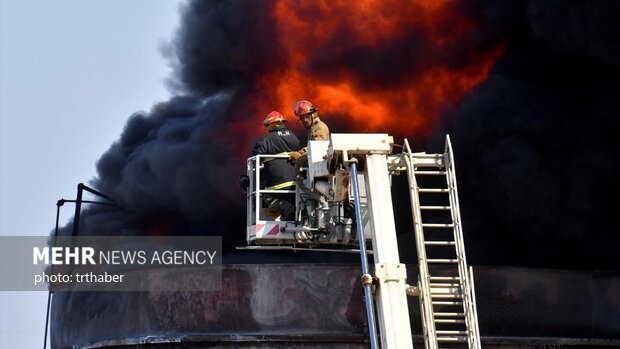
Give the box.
[420,205,451,210]
[412,153,443,159]
[415,170,445,175]
[430,283,460,288]
[422,223,454,228]
[425,241,455,246]
[432,300,463,305]
[418,188,450,193]
[435,319,466,324]
[431,288,461,296]
[437,336,468,342]
[436,330,467,335]
[434,312,465,317]
[431,294,462,299]
[412,162,444,169]
[430,276,460,281]
[427,259,458,263]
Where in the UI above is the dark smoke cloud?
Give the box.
[65,96,244,242]
[60,0,619,269]
[439,0,620,269]
[169,1,280,97]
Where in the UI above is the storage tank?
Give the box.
[51,264,620,348]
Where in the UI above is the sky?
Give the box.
[0,1,182,347]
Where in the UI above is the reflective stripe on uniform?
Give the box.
[266,181,295,190]
[263,151,290,163]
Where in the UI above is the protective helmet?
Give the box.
[263,111,286,127]
[293,100,317,117]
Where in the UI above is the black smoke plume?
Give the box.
[60,0,619,269]
[440,0,620,269]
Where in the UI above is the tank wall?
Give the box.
[52,265,620,348]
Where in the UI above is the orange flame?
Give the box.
[249,0,503,139]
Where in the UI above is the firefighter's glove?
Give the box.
[264,208,280,219]
[238,175,250,193]
[289,151,302,162]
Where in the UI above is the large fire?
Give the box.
[248,0,504,140]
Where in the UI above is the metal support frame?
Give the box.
[44,184,115,349]
[363,154,414,349]
[43,200,63,349]
[71,183,116,236]
[241,133,480,349]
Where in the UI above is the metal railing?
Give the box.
[246,154,296,227]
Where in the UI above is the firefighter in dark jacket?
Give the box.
[252,111,300,220]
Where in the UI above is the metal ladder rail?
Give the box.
[468,265,481,347]
[403,139,438,349]
[444,136,481,349]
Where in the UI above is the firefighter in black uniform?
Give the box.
[251,111,300,220]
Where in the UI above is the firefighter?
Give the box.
[288,100,330,238]
[288,99,330,177]
[251,111,300,221]
[288,99,331,187]
[288,100,330,162]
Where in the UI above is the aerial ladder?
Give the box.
[393,136,482,348]
[242,133,480,348]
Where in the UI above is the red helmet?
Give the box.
[293,100,317,117]
[263,111,287,127]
